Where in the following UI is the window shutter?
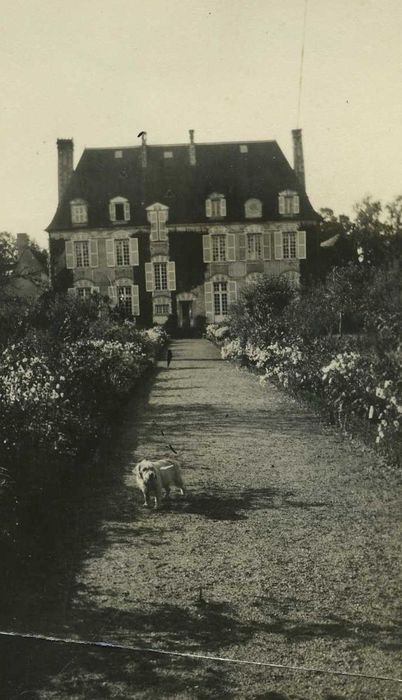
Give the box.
[65,240,74,269]
[228,280,237,304]
[106,239,115,267]
[145,262,154,291]
[238,233,246,261]
[167,261,176,291]
[263,232,272,260]
[226,233,236,261]
[297,230,306,259]
[108,285,117,306]
[67,287,76,296]
[159,212,168,241]
[92,286,100,294]
[109,202,116,222]
[124,202,131,221]
[204,281,214,319]
[205,199,212,218]
[274,231,283,260]
[293,195,300,214]
[278,194,285,215]
[202,235,212,263]
[90,239,98,268]
[129,237,139,266]
[132,285,140,316]
[220,198,227,217]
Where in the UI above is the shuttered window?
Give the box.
[74,241,90,267]
[154,262,168,291]
[247,233,262,260]
[206,194,226,218]
[212,235,226,262]
[115,239,130,266]
[279,191,300,216]
[71,202,88,224]
[283,232,297,259]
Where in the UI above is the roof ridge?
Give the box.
[83,139,278,151]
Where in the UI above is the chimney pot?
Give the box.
[291,129,306,189]
[57,139,74,202]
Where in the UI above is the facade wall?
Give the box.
[49,218,308,328]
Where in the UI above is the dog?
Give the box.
[133,458,186,509]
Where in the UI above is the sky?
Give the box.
[1,0,401,248]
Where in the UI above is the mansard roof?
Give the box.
[47,139,319,231]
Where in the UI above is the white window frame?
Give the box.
[212,234,226,262]
[146,202,169,241]
[154,262,168,291]
[70,199,88,225]
[109,196,130,223]
[115,239,130,266]
[246,232,262,260]
[206,193,226,219]
[153,296,171,318]
[282,231,297,259]
[279,190,300,217]
[109,279,140,316]
[74,240,90,268]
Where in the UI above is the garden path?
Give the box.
[4,339,401,699]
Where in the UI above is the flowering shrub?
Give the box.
[205,324,230,344]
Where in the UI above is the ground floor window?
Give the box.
[118,285,133,315]
[213,281,228,316]
[154,303,170,315]
[76,287,92,299]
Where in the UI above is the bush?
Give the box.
[0,294,167,539]
[208,272,401,464]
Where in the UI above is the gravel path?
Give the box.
[34,339,401,699]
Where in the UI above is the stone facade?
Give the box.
[47,132,319,330]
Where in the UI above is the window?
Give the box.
[212,235,226,262]
[247,233,262,260]
[76,287,92,299]
[245,198,262,219]
[74,241,90,267]
[146,203,169,241]
[114,150,123,158]
[240,144,248,153]
[213,281,228,316]
[206,193,226,219]
[154,303,170,316]
[115,239,130,266]
[154,262,168,291]
[71,200,88,225]
[118,286,133,315]
[163,151,173,159]
[282,231,297,259]
[279,191,300,216]
[109,197,130,223]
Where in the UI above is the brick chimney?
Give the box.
[141,132,147,168]
[291,129,305,189]
[57,139,74,202]
[189,129,196,166]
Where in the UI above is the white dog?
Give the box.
[133,458,186,509]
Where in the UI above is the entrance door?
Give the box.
[180,300,192,329]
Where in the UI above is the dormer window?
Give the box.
[206,193,226,219]
[279,190,300,216]
[70,199,88,225]
[109,196,130,223]
[245,198,262,219]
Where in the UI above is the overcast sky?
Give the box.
[1,0,401,248]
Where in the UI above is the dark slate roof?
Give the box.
[47,140,319,231]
